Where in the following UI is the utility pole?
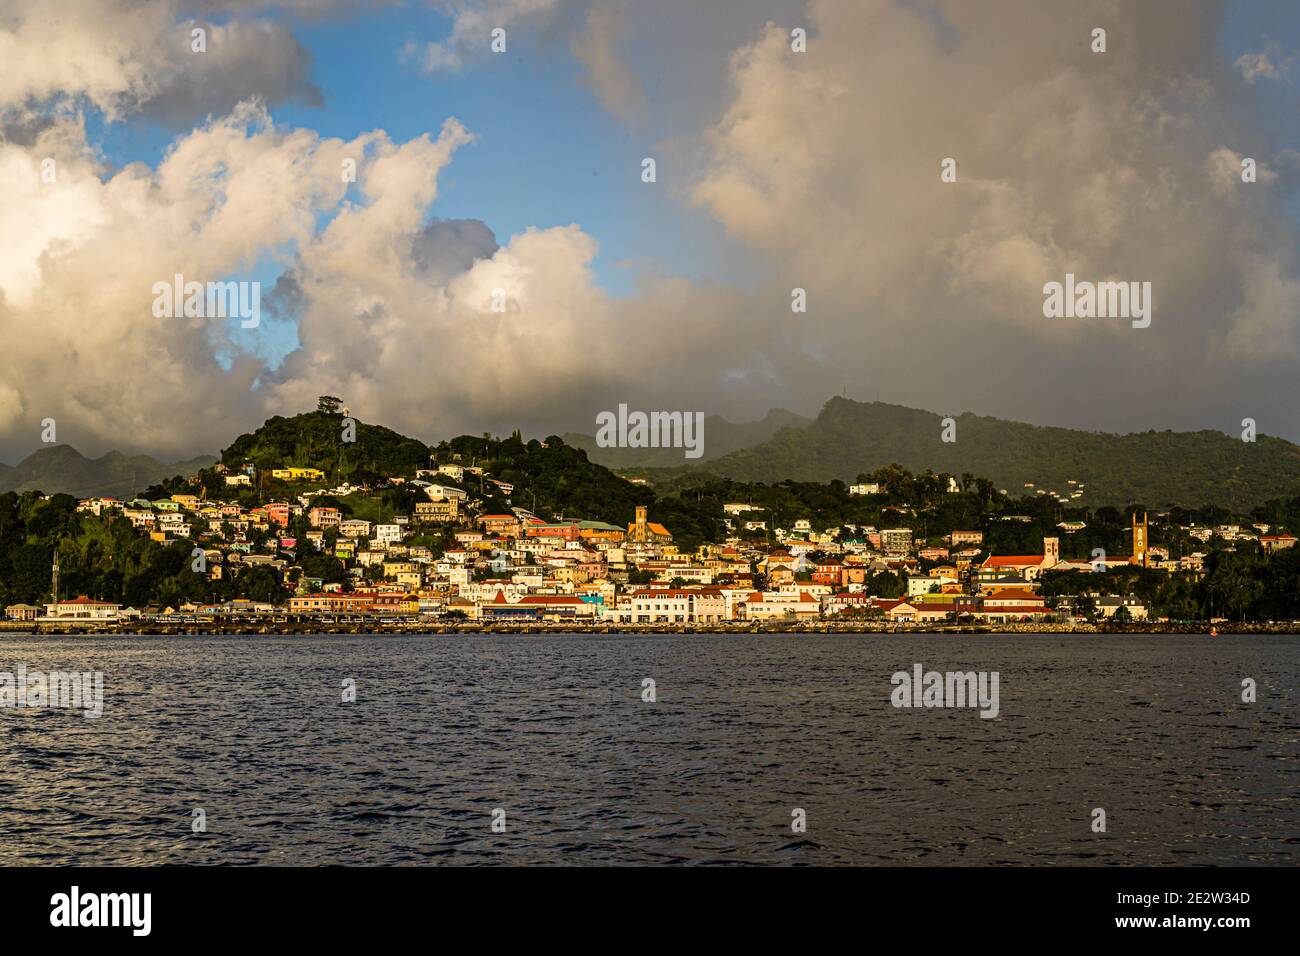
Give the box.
[51,548,60,605]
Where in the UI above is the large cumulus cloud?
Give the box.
[2,0,1299,463]
[688,0,1300,437]
[0,0,322,126]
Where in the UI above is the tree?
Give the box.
[236,565,288,604]
[317,396,344,414]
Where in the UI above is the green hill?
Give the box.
[432,433,652,526]
[212,404,651,525]
[563,408,811,469]
[0,445,216,498]
[686,398,1300,511]
[221,411,430,481]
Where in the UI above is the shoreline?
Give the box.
[0,620,1288,636]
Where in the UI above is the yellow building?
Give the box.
[1131,512,1149,568]
[627,505,672,546]
[271,467,326,482]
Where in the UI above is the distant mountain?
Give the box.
[564,408,812,469]
[686,397,1300,510]
[0,445,216,498]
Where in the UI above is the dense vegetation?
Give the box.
[1038,546,1300,622]
[653,397,1300,511]
[431,432,653,525]
[0,491,287,608]
[222,411,429,484]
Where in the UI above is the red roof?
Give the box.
[876,599,916,611]
[58,595,118,606]
[983,555,1044,567]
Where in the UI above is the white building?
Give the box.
[43,596,123,621]
[373,524,403,546]
[608,588,728,624]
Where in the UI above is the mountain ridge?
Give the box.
[563,407,811,469]
[0,445,217,498]
[673,397,1300,510]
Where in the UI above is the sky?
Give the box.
[1,0,1299,462]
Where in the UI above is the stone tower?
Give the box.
[1043,536,1060,568]
[1132,512,1149,568]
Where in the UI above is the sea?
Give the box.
[0,633,1295,865]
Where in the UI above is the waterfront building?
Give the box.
[42,596,123,621]
[4,603,41,622]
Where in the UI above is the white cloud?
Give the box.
[4,0,1300,459]
[0,0,319,124]
[417,0,561,72]
[1234,50,1294,84]
[687,0,1300,432]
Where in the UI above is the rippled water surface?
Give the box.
[0,633,1295,865]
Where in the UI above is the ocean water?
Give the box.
[0,633,1295,865]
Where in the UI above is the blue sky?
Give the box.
[85,1,781,371]
[94,2,758,294]
[80,0,1300,375]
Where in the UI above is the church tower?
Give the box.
[1132,512,1149,567]
[633,505,648,543]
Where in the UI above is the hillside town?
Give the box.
[8,443,1296,628]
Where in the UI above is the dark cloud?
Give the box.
[412,219,500,284]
